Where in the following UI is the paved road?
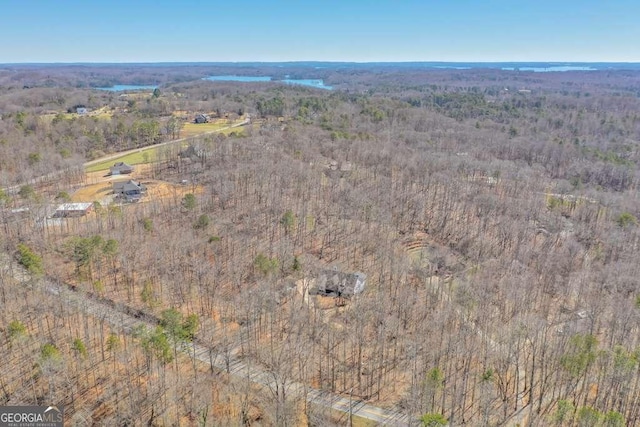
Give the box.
[2,119,249,194]
[1,116,412,424]
[51,282,410,426]
[1,251,409,426]
[83,118,249,168]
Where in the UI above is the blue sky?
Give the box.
[1,0,639,62]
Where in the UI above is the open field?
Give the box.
[218,125,246,136]
[85,147,160,173]
[180,119,242,138]
[85,118,246,172]
[40,106,114,123]
[70,179,200,207]
[70,181,114,203]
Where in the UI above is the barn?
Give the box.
[54,202,93,218]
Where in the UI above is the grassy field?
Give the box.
[40,106,114,123]
[85,118,246,172]
[85,146,161,173]
[219,125,246,136]
[348,414,379,427]
[91,108,114,119]
[181,119,235,138]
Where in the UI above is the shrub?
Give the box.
[421,413,448,426]
[182,193,196,210]
[17,244,44,277]
[194,214,210,230]
[617,212,637,228]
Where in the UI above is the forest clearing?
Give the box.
[84,117,247,173]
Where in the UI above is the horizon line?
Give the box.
[2,60,640,66]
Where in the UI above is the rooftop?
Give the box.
[56,202,93,211]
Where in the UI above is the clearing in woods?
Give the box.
[85,147,162,173]
[71,179,199,204]
[85,118,246,172]
[181,118,246,137]
[72,167,200,204]
[40,106,114,123]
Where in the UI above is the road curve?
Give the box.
[1,115,412,425]
[1,119,249,195]
[40,278,411,426]
[83,118,249,168]
[3,218,410,421]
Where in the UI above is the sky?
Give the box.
[1,0,639,63]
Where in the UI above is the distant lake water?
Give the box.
[282,78,332,90]
[501,66,597,72]
[96,84,158,91]
[433,66,471,70]
[204,75,271,82]
[203,75,332,90]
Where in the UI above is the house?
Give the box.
[325,160,354,178]
[314,268,366,297]
[110,162,134,175]
[53,202,93,218]
[69,105,88,114]
[113,180,146,202]
[194,114,210,124]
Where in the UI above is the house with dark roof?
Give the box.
[113,180,146,202]
[313,268,366,297]
[194,114,210,124]
[110,162,134,175]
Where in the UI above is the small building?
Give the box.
[110,162,134,175]
[194,114,210,124]
[314,269,366,297]
[325,160,354,178]
[69,105,88,114]
[113,180,146,202]
[54,202,93,218]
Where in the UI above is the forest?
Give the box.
[1,63,640,426]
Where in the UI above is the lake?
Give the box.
[204,75,271,82]
[282,78,332,90]
[501,66,597,72]
[203,75,332,90]
[96,84,158,91]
